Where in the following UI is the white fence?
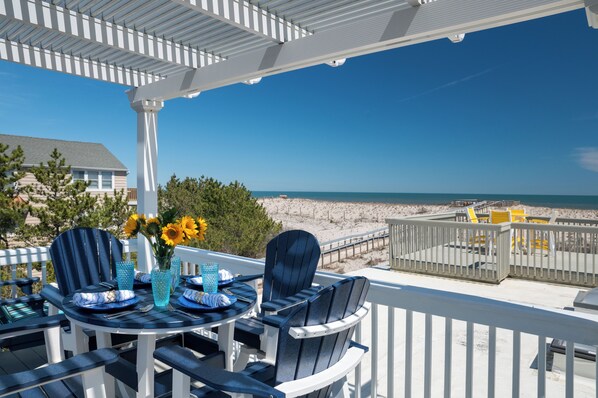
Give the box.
[2,242,598,396]
[389,213,598,287]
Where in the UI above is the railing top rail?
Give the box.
[396,212,458,220]
[387,218,510,231]
[511,222,598,233]
[455,211,598,225]
[313,272,598,346]
[0,246,50,265]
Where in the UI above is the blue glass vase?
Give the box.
[151,264,172,308]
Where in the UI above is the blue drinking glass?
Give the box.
[201,262,219,294]
[170,256,181,290]
[115,261,135,290]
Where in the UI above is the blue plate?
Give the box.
[177,295,237,312]
[186,276,235,288]
[76,297,140,312]
[134,279,151,287]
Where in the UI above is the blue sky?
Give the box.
[1,9,597,195]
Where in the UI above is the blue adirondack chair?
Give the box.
[232,230,321,362]
[42,227,128,351]
[47,227,123,298]
[155,276,370,397]
[1,253,46,350]
[0,314,119,397]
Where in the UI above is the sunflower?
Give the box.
[146,217,161,236]
[179,216,198,240]
[161,223,184,246]
[196,217,208,241]
[124,214,141,237]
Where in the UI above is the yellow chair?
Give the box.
[490,210,511,224]
[465,207,486,245]
[508,208,527,222]
[528,212,557,255]
[466,207,479,223]
[490,210,523,251]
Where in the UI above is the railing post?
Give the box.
[495,224,511,282]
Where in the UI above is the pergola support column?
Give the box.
[131,99,164,273]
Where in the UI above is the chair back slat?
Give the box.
[49,228,123,295]
[262,230,320,303]
[274,276,370,390]
[296,288,334,379]
[466,207,479,223]
[490,210,511,224]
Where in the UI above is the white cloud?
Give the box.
[576,147,598,172]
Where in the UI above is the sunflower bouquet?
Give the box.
[124,208,207,270]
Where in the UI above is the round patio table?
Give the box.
[62,282,256,398]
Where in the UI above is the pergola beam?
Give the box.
[131,0,585,101]
[586,0,598,27]
[170,0,310,43]
[0,38,161,86]
[0,0,223,70]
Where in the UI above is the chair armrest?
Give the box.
[0,314,68,339]
[0,277,39,287]
[154,346,284,398]
[261,286,322,314]
[41,285,65,310]
[528,218,549,224]
[235,273,264,283]
[0,348,119,396]
[0,277,40,295]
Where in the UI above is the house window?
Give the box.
[101,173,113,190]
[72,170,85,182]
[87,171,99,189]
[72,170,113,191]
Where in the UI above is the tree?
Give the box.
[159,175,281,258]
[0,143,27,248]
[89,190,133,238]
[23,148,97,244]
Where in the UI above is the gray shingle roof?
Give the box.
[0,134,128,172]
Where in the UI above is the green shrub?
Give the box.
[159,175,281,258]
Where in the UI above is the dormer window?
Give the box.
[72,170,113,191]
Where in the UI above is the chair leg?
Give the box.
[44,325,64,363]
[233,347,252,372]
[172,369,191,398]
[330,376,349,398]
[82,367,108,398]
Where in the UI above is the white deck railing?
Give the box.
[2,242,598,396]
[389,213,598,286]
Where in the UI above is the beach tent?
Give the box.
[1,0,596,270]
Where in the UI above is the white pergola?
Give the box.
[1,0,596,270]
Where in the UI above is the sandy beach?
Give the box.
[258,197,598,272]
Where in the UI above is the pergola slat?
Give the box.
[0,37,161,85]
[0,0,223,71]
[170,0,311,43]
[131,0,587,101]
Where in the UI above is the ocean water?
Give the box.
[252,191,598,210]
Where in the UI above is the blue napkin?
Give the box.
[183,289,231,307]
[73,290,135,306]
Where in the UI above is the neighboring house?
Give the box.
[0,133,128,200]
